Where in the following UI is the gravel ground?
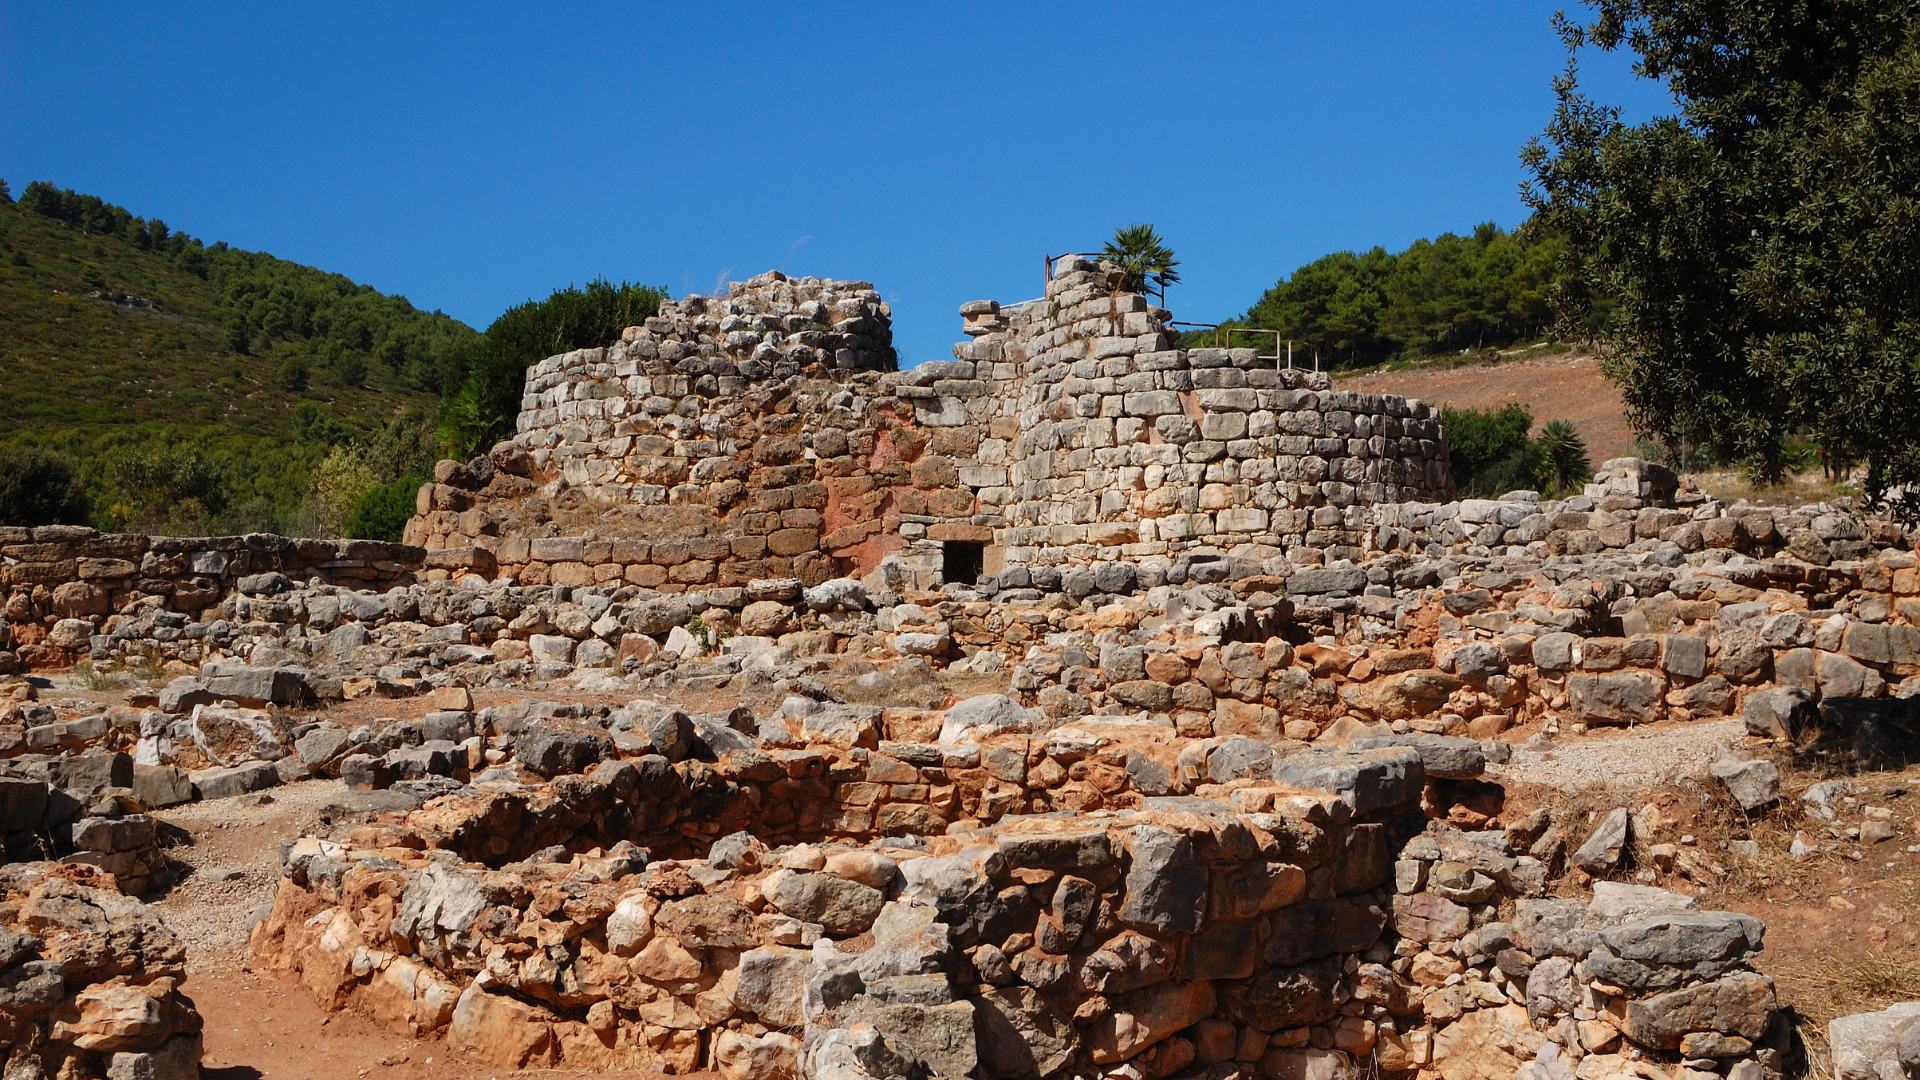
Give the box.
[150,778,348,963]
[1492,716,1748,792]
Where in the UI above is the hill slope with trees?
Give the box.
[0,181,473,534]
[1228,222,1570,369]
[0,181,667,539]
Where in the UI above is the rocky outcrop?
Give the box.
[0,869,203,1079]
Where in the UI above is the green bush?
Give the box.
[1442,403,1535,496]
[0,452,90,525]
[441,279,667,457]
[343,473,424,541]
[1441,405,1596,498]
[1531,420,1591,497]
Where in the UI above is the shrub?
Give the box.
[1531,419,1592,497]
[0,452,90,525]
[1441,405,1598,498]
[1442,403,1536,496]
[343,473,424,541]
[307,446,379,537]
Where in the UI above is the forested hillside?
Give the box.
[1230,222,1569,368]
[0,181,475,534]
[0,179,671,539]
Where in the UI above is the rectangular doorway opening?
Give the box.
[942,541,985,585]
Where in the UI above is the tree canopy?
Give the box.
[1523,1,1920,501]
[1237,223,1564,367]
[438,278,668,457]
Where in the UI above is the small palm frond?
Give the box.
[1102,223,1181,296]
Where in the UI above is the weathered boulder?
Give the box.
[1571,807,1631,873]
[1118,826,1203,934]
[1829,1002,1920,1080]
[1710,754,1782,812]
[1621,971,1776,1050]
[189,761,279,801]
[1567,671,1662,724]
[765,871,885,935]
[188,705,290,767]
[513,723,612,776]
[937,694,1036,746]
[1587,912,1765,992]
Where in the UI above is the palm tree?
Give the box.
[1531,419,1592,496]
[1102,224,1181,298]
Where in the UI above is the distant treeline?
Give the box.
[14,181,476,392]
[2,181,666,539]
[1232,222,1571,368]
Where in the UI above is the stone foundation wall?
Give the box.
[251,745,1431,1076]
[0,526,422,669]
[248,736,1780,1079]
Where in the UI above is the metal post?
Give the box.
[1287,339,1294,371]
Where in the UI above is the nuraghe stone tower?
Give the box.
[407,258,1449,588]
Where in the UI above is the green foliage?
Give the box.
[1441,404,1596,497]
[276,359,310,391]
[441,278,667,457]
[1531,419,1592,497]
[0,183,476,533]
[1443,403,1538,496]
[0,451,90,525]
[1523,1,1920,504]
[307,445,381,536]
[291,402,353,446]
[101,444,229,532]
[1102,224,1181,297]
[1239,223,1565,368]
[343,472,424,541]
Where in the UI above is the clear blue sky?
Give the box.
[2,3,1666,366]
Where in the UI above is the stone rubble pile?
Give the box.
[0,867,203,1080]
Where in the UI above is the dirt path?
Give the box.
[151,781,681,1079]
[1340,350,1637,462]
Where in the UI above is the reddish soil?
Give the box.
[1500,752,1920,1072]
[1340,351,1638,463]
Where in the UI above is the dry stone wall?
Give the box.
[0,526,422,670]
[954,256,1448,571]
[246,718,1784,1080]
[407,260,1448,589]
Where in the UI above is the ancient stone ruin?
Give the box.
[406,258,1448,588]
[3,260,1918,1079]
